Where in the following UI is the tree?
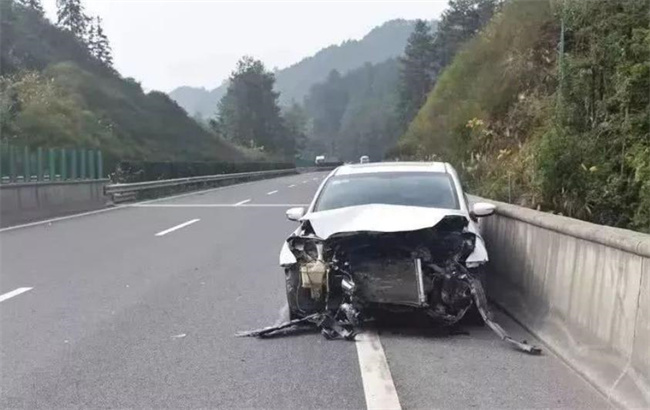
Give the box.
[56,0,88,39]
[283,102,308,157]
[88,16,113,67]
[17,0,44,15]
[216,56,291,155]
[301,60,400,162]
[397,20,435,128]
[431,0,501,72]
[304,69,349,157]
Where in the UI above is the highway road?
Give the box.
[0,172,611,409]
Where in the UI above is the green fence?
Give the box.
[0,143,104,184]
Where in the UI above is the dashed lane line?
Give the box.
[267,190,278,195]
[0,287,33,303]
[234,199,251,206]
[154,219,200,237]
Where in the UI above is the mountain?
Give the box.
[169,19,427,117]
[302,59,400,162]
[0,1,245,162]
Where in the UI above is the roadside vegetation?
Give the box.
[0,0,246,162]
[397,0,650,232]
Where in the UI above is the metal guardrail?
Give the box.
[104,168,298,196]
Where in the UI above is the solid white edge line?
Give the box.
[0,287,33,303]
[233,199,251,206]
[267,190,278,195]
[0,172,326,232]
[154,219,200,237]
[0,206,127,233]
[132,203,308,208]
[355,331,402,410]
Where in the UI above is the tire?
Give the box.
[463,266,487,326]
[285,266,322,319]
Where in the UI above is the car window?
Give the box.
[315,172,459,211]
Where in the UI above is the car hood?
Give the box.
[301,204,468,239]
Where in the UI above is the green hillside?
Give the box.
[0,1,244,162]
[399,0,650,232]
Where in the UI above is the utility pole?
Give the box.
[558,1,566,106]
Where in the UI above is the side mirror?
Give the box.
[286,207,306,222]
[471,202,496,218]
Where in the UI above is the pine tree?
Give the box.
[17,0,44,15]
[56,0,88,39]
[87,18,98,55]
[397,20,435,128]
[89,16,113,67]
[216,56,290,155]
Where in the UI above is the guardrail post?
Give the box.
[97,150,103,179]
[48,148,55,181]
[37,147,43,181]
[60,148,67,180]
[80,149,86,179]
[71,149,77,180]
[88,149,95,179]
[23,146,30,182]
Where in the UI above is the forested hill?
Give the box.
[301,59,400,162]
[398,0,649,232]
[169,19,423,117]
[0,1,244,162]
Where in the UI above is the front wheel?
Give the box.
[285,266,322,320]
[462,266,487,325]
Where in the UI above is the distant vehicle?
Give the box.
[359,155,369,164]
[315,155,325,165]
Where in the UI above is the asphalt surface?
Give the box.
[0,172,611,409]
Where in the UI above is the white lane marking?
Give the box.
[267,190,278,195]
[0,206,128,233]
[234,199,251,206]
[132,203,308,208]
[355,331,402,410]
[312,178,318,181]
[0,287,33,303]
[155,219,200,236]
[0,173,312,233]
[0,173,327,233]
[288,184,296,188]
[302,180,308,184]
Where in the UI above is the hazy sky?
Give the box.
[43,1,447,92]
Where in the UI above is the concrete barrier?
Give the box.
[476,197,649,409]
[0,180,109,227]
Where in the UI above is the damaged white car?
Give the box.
[239,162,540,354]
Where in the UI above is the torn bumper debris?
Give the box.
[238,205,541,355]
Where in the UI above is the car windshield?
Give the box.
[315,172,459,211]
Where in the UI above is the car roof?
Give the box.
[333,161,449,176]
